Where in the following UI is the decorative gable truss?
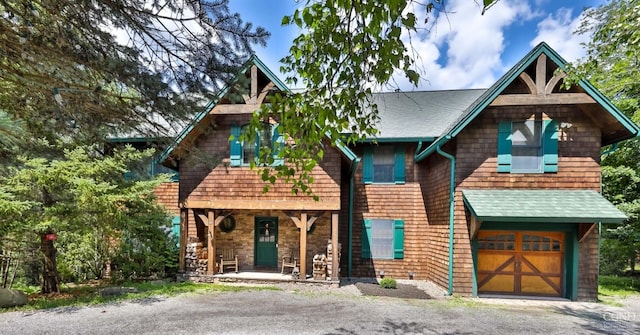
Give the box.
[489,53,595,106]
[158,55,288,166]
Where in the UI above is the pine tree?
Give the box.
[0,0,268,143]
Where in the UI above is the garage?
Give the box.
[462,189,628,300]
[476,230,564,297]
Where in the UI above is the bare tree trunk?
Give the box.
[40,233,60,294]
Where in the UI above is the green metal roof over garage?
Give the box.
[462,189,627,224]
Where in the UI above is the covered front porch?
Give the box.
[176,199,342,283]
[177,269,340,287]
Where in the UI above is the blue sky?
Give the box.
[228,0,605,91]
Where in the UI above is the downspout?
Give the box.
[601,143,618,157]
[347,157,360,278]
[415,141,424,158]
[436,142,455,296]
[597,143,617,297]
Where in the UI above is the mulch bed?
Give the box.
[355,282,432,300]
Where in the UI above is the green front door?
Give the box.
[255,217,278,267]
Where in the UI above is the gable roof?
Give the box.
[158,55,359,166]
[414,42,639,162]
[158,55,288,165]
[367,89,486,141]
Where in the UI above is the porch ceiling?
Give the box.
[462,189,627,224]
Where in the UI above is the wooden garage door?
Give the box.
[477,231,564,297]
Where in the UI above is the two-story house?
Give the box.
[159,43,638,301]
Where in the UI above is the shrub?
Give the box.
[379,277,397,289]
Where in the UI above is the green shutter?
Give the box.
[362,220,372,259]
[362,146,373,184]
[230,125,242,166]
[271,124,284,166]
[393,219,404,259]
[497,121,512,173]
[543,120,558,173]
[171,216,181,247]
[394,146,405,184]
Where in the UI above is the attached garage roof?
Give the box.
[462,189,627,224]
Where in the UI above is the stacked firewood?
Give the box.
[326,240,341,280]
[185,242,208,274]
[312,254,327,280]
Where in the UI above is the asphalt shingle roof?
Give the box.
[370,89,486,140]
[462,189,627,224]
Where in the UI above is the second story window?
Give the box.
[230,123,283,167]
[497,119,558,173]
[242,124,259,165]
[362,145,405,184]
[511,120,543,172]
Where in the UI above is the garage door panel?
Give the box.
[521,275,561,295]
[479,275,515,293]
[477,231,564,297]
[521,255,562,274]
[477,254,514,272]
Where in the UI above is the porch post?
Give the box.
[331,212,339,281]
[178,209,188,272]
[299,213,308,279]
[207,210,216,275]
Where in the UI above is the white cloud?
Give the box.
[530,8,590,62]
[393,0,538,91]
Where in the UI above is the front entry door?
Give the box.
[255,217,278,267]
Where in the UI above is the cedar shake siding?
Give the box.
[417,147,455,291]
[350,144,430,280]
[154,182,179,215]
[177,112,342,272]
[448,105,604,297]
[455,106,601,192]
[179,114,341,205]
[578,227,599,301]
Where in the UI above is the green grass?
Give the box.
[598,275,640,306]
[2,281,280,313]
[599,275,640,296]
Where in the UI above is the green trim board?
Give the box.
[358,137,436,143]
[106,136,172,143]
[462,189,627,224]
[415,42,639,163]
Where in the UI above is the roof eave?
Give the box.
[472,216,626,224]
[579,79,640,142]
[359,137,436,143]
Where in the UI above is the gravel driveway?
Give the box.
[1,280,639,335]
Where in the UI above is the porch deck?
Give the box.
[177,270,339,287]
